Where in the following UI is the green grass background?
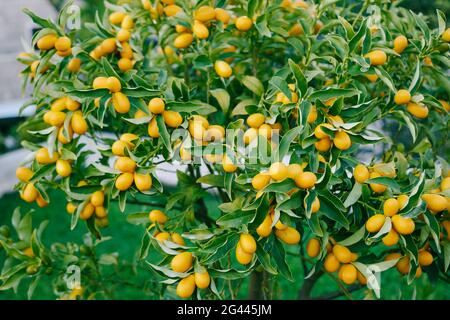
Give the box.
[0,190,448,300]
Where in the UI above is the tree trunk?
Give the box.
[248,271,264,300]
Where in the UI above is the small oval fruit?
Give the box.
[383,198,400,217]
[338,264,357,285]
[397,194,409,210]
[256,214,272,237]
[251,173,271,190]
[366,214,386,233]
[115,172,134,191]
[163,110,183,128]
[112,92,131,114]
[193,21,209,39]
[396,256,410,274]
[392,215,415,235]
[171,233,185,246]
[407,102,428,119]
[239,234,257,254]
[90,190,104,207]
[148,118,160,138]
[294,171,317,189]
[107,77,121,93]
[114,157,136,173]
[287,164,303,180]
[37,34,58,50]
[134,172,152,192]
[394,89,411,105]
[275,227,301,244]
[56,159,72,177]
[369,172,387,193]
[22,183,38,203]
[334,131,352,150]
[306,238,321,258]
[364,50,387,66]
[66,202,77,214]
[354,164,369,183]
[235,16,253,31]
[174,33,193,49]
[16,167,33,182]
[71,111,88,135]
[214,60,232,78]
[235,242,253,265]
[269,162,288,181]
[67,58,81,72]
[422,194,447,212]
[393,35,408,54]
[55,36,71,52]
[80,203,95,220]
[418,251,433,266]
[315,137,331,152]
[194,6,215,22]
[149,98,165,114]
[109,12,126,25]
[176,275,196,298]
[246,113,265,129]
[194,271,211,289]
[324,253,340,272]
[222,154,237,173]
[95,206,108,219]
[149,209,168,224]
[332,244,353,263]
[36,147,59,164]
[314,123,333,139]
[171,252,193,273]
[382,228,399,246]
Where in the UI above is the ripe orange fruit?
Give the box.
[251,173,271,190]
[364,50,387,66]
[194,271,211,289]
[171,252,193,273]
[393,35,408,54]
[294,171,317,189]
[275,227,301,244]
[148,98,165,114]
[332,244,353,263]
[306,238,320,258]
[176,275,196,298]
[392,215,415,235]
[256,214,272,237]
[115,172,134,191]
[394,89,411,105]
[383,198,400,216]
[338,264,357,285]
[366,214,386,233]
[324,253,340,272]
[214,60,232,78]
[235,16,253,31]
[16,167,33,182]
[354,164,369,183]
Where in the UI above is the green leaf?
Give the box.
[338,226,365,246]
[288,59,307,98]
[269,76,291,100]
[156,115,173,154]
[365,177,400,192]
[241,76,264,96]
[348,18,367,53]
[344,182,362,208]
[255,244,277,275]
[273,126,301,161]
[197,174,224,187]
[167,101,216,115]
[309,88,359,101]
[210,89,230,113]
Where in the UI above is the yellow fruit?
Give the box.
[58,126,73,144]
[51,97,67,111]
[215,8,230,24]
[306,238,321,258]
[243,128,258,144]
[364,50,387,66]
[393,35,408,54]
[334,131,351,150]
[236,16,253,31]
[332,244,353,263]
[422,194,447,212]
[36,147,58,164]
[121,42,133,59]
[394,89,411,105]
[235,242,253,265]
[194,6,215,22]
[174,33,193,49]
[134,172,152,192]
[269,162,288,181]
[109,12,126,25]
[440,177,450,191]
[314,123,333,139]
[56,159,72,177]
[407,102,429,118]
[383,198,400,217]
[114,157,136,173]
[311,197,320,213]
[112,140,127,156]
[16,167,33,182]
[80,203,95,220]
[287,164,303,180]
[251,173,271,190]
[357,271,367,285]
[441,28,450,42]
[90,190,104,207]
[194,271,210,289]
[55,36,71,52]
[222,154,237,173]
[37,33,58,50]
[205,125,225,142]
[67,58,81,72]
[354,164,369,183]
[193,21,209,39]
[121,14,134,29]
[71,111,88,135]
[43,110,63,127]
[115,172,134,191]
[149,209,168,224]
[338,264,357,285]
[93,76,109,89]
[315,137,331,152]
[382,228,399,246]
[22,183,38,203]
[397,194,409,210]
[294,171,317,189]
[439,100,450,112]
[163,110,183,128]
[66,202,77,214]
[171,252,193,273]
[112,92,131,114]
[396,256,410,274]
[275,227,301,244]
[239,234,257,253]
[101,38,117,54]
[95,206,107,219]
[176,275,196,299]
[392,215,415,235]
[164,4,182,17]
[365,73,378,82]
[188,121,206,140]
[324,253,340,272]
[65,97,80,111]
[246,113,265,129]
[117,29,131,42]
[214,60,232,78]
[107,77,121,93]
[418,251,433,266]
[155,232,170,242]
[171,233,185,246]
[149,98,165,114]
[118,58,133,72]
[307,106,318,123]
[148,118,160,138]
[256,214,272,237]
[369,172,387,193]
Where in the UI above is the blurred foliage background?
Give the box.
[0,0,448,300]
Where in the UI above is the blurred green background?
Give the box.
[0,0,449,300]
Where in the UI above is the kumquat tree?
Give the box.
[1,0,449,300]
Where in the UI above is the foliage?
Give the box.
[2,0,450,300]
